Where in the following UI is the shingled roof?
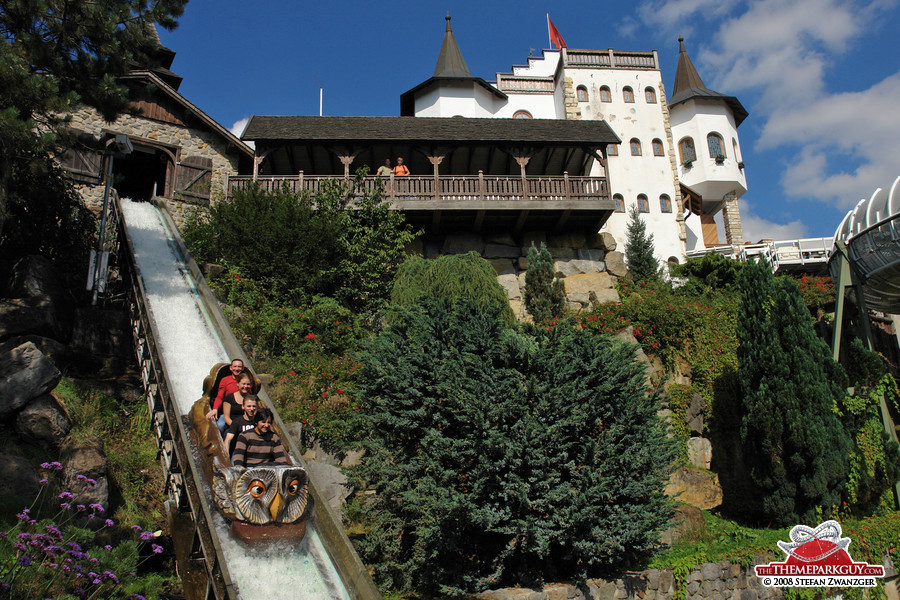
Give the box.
[243,115,620,145]
[669,37,748,126]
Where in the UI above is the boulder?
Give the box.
[687,437,713,470]
[442,234,484,255]
[686,393,705,435]
[8,255,66,305]
[587,231,617,251]
[0,342,61,418]
[0,296,62,341]
[548,233,586,249]
[576,248,605,261]
[554,259,604,278]
[483,244,520,259]
[546,247,576,259]
[509,299,529,322]
[305,461,352,513]
[61,436,110,511]
[0,335,68,366]
[497,273,522,301]
[664,467,723,510]
[0,454,41,498]
[604,250,627,277]
[202,263,227,278]
[563,273,619,306]
[517,256,528,271]
[485,259,515,275]
[15,392,72,448]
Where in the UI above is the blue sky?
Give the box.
[158,0,900,241]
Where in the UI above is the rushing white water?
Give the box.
[119,199,351,600]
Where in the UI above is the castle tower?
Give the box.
[668,38,748,247]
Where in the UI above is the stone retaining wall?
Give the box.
[411,231,626,319]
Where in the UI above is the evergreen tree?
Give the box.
[524,242,566,323]
[351,299,674,595]
[624,206,661,283]
[737,259,851,524]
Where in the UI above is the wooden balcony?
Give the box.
[226,172,613,234]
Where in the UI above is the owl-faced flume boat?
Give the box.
[188,363,312,544]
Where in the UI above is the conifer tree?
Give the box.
[524,242,565,323]
[625,206,661,283]
[351,299,674,595]
[737,260,851,524]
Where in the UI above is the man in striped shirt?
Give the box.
[232,408,290,468]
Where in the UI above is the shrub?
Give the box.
[671,253,743,293]
[350,298,674,595]
[391,252,515,325]
[524,242,565,323]
[625,206,660,283]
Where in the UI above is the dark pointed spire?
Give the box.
[672,37,706,98]
[433,14,472,77]
[669,37,749,126]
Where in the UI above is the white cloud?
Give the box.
[230,117,255,150]
[737,200,809,242]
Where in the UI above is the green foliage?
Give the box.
[391,252,515,325]
[625,206,661,283]
[524,242,565,323]
[671,253,744,293]
[737,260,851,525]
[351,298,675,595]
[185,173,416,313]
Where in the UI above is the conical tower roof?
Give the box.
[669,37,748,126]
[434,15,472,78]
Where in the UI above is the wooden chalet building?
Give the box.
[237,115,620,237]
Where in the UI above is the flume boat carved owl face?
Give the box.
[213,464,309,525]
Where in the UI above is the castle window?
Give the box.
[630,138,642,156]
[645,87,657,103]
[576,85,588,102]
[600,86,612,102]
[637,194,649,213]
[614,194,625,212]
[660,194,672,213]
[623,87,634,103]
[607,143,618,156]
[513,110,533,119]
[707,133,725,159]
[652,139,664,156]
[678,137,696,164]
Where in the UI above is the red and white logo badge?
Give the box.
[755,520,885,588]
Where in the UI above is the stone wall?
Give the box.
[410,231,626,319]
[68,106,241,223]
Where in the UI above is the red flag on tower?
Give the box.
[547,15,567,49]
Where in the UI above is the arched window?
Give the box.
[678,137,696,164]
[660,194,672,213]
[576,85,588,102]
[599,86,611,102]
[652,139,664,156]
[623,87,634,103]
[707,133,725,159]
[630,138,642,156]
[613,194,625,213]
[637,194,649,213]
[607,143,618,156]
[645,87,657,103]
[513,110,533,119]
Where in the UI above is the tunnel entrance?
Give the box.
[113,144,169,201]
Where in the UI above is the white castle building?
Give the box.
[400,17,749,264]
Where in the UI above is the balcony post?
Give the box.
[564,171,570,203]
[427,155,445,202]
[478,170,485,202]
[389,174,395,202]
[514,155,531,199]
[298,170,303,194]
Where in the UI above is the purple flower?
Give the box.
[75,504,86,511]
[27,519,36,526]
[89,503,104,513]
[76,474,86,481]
[39,478,48,485]
[51,461,62,470]
[92,578,101,584]
[58,492,74,500]
[13,543,25,552]
[17,555,31,566]
[49,563,57,569]
[40,462,51,469]
[88,514,95,520]
[105,519,114,528]
[139,531,154,541]
[73,587,84,596]
[104,544,112,550]
[90,557,98,563]
[130,525,141,531]
[87,571,97,579]
[85,478,97,487]
[130,595,147,600]
[66,542,82,551]
[151,543,163,554]
[45,525,62,538]
[60,503,71,510]
[17,533,30,540]
[103,570,118,583]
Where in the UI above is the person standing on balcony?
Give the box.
[376,159,393,177]
[393,156,410,176]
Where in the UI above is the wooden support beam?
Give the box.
[427,155,445,201]
[473,210,485,233]
[514,209,530,235]
[553,209,572,234]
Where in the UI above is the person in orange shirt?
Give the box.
[392,156,409,176]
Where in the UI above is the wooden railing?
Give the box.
[227,172,609,204]
[565,49,657,70]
